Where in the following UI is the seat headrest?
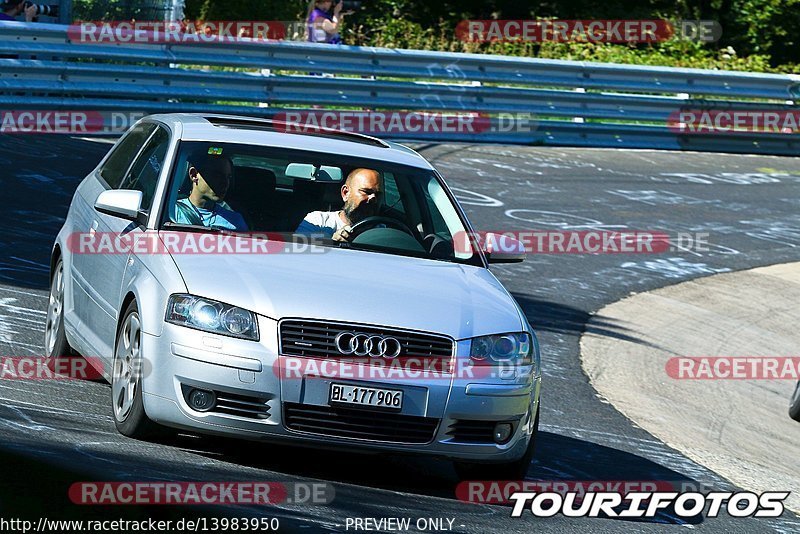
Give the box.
[321,182,343,206]
[293,179,322,196]
[294,180,344,209]
[232,166,277,196]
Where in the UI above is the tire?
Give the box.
[111,300,163,439]
[789,381,800,422]
[44,258,77,364]
[454,405,540,481]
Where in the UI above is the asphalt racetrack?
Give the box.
[0,133,799,532]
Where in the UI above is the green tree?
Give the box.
[184,0,306,21]
[725,0,800,65]
[179,0,800,68]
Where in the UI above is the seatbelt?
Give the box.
[174,199,204,226]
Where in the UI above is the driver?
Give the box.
[296,168,382,242]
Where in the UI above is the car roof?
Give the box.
[145,113,434,170]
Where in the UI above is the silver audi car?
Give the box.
[46,114,541,479]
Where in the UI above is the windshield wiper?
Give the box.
[161,222,228,234]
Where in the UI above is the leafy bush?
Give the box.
[344,16,778,72]
[73,0,800,73]
[185,0,306,22]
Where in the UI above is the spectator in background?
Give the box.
[306,0,352,44]
[0,0,36,22]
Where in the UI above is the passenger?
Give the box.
[296,168,382,241]
[174,151,248,231]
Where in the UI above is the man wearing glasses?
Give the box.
[296,168,383,242]
[174,150,249,231]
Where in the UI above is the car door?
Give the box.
[69,123,156,356]
[74,123,170,361]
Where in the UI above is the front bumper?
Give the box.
[142,318,541,462]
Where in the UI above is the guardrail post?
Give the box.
[573,87,586,124]
[58,0,71,24]
[167,0,185,23]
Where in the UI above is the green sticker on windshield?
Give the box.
[208,147,223,155]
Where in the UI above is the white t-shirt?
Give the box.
[296,210,347,238]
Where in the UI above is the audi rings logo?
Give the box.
[334,332,402,359]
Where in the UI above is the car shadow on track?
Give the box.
[511,292,663,349]
[178,429,705,525]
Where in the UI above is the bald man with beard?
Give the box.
[296,168,383,242]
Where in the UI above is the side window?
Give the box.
[99,123,156,189]
[419,178,454,237]
[424,190,449,236]
[119,126,170,213]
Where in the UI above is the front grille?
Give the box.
[279,319,454,367]
[447,420,497,443]
[283,403,439,443]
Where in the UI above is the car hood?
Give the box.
[166,243,523,340]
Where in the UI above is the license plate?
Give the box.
[329,383,403,410]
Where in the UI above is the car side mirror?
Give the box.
[94,189,144,221]
[483,232,526,264]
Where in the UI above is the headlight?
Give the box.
[166,294,259,341]
[469,332,537,368]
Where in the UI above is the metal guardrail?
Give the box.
[1,21,800,154]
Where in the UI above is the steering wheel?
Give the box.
[348,216,416,239]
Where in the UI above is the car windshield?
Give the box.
[160,141,481,265]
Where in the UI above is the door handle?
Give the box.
[89,220,99,235]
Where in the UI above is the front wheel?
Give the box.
[454,405,539,481]
[789,381,800,422]
[112,301,163,439]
